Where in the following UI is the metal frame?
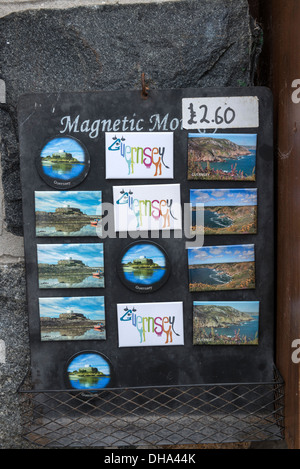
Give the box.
[18,366,285,448]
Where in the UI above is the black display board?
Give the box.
[18,87,274,390]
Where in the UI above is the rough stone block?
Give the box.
[0,0,260,235]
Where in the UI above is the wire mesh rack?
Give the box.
[18,367,285,448]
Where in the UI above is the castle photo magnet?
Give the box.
[37,243,104,289]
[38,296,106,342]
[117,241,170,293]
[35,191,102,237]
[36,136,90,189]
[66,351,112,390]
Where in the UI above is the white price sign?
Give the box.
[182,96,259,129]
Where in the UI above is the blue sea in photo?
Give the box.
[203,317,259,341]
[36,224,98,237]
[69,376,111,390]
[42,328,106,341]
[201,150,256,178]
[38,275,104,289]
[192,209,233,230]
[123,268,166,285]
[189,266,231,286]
[41,162,86,180]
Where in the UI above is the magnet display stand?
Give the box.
[18,87,274,391]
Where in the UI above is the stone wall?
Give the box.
[0,0,261,448]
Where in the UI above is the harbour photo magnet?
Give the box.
[36,135,90,189]
[35,190,102,237]
[38,296,106,342]
[117,241,170,293]
[37,243,105,289]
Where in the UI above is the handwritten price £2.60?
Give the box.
[182,96,259,130]
[188,102,236,126]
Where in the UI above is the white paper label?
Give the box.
[117,302,184,347]
[182,96,259,129]
[105,132,174,179]
[113,183,181,232]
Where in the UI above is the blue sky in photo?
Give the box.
[37,243,104,267]
[190,188,257,207]
[35,191,102,215]
[188,244,255,265]
[39,296,105,320]
[40,137,85,161]
[188,133,257,147]
[67,353,110,375]
[122,243,166,267]
[193,301,259,314]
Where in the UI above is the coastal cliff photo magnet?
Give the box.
[190,188,257,235]
[37,243,104,289]
[188,244,255,292]
[193,301,259,345]
[36,136,90,189]
[187,133,257,181]
[117,241,170,293]
[66,351,112,390]
[38,296,106,341]
[35,191,102,237]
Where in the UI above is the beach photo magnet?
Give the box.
[188,244,255,292]
[35,190,102,237]
[193,301,259,345]
[117,302,184,347]
[36,136,90,189]
[66,351,112,390]
[190,188,257,235]
[37,243,104,289]
[105,132,174,179]
[38,296,106,342]
[187,133,257,181]
[113,183,182,232]
[117,241,170,293]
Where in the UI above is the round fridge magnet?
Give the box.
[66,350,112,391]
[36,135,90,189]
[117,241,170,293]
